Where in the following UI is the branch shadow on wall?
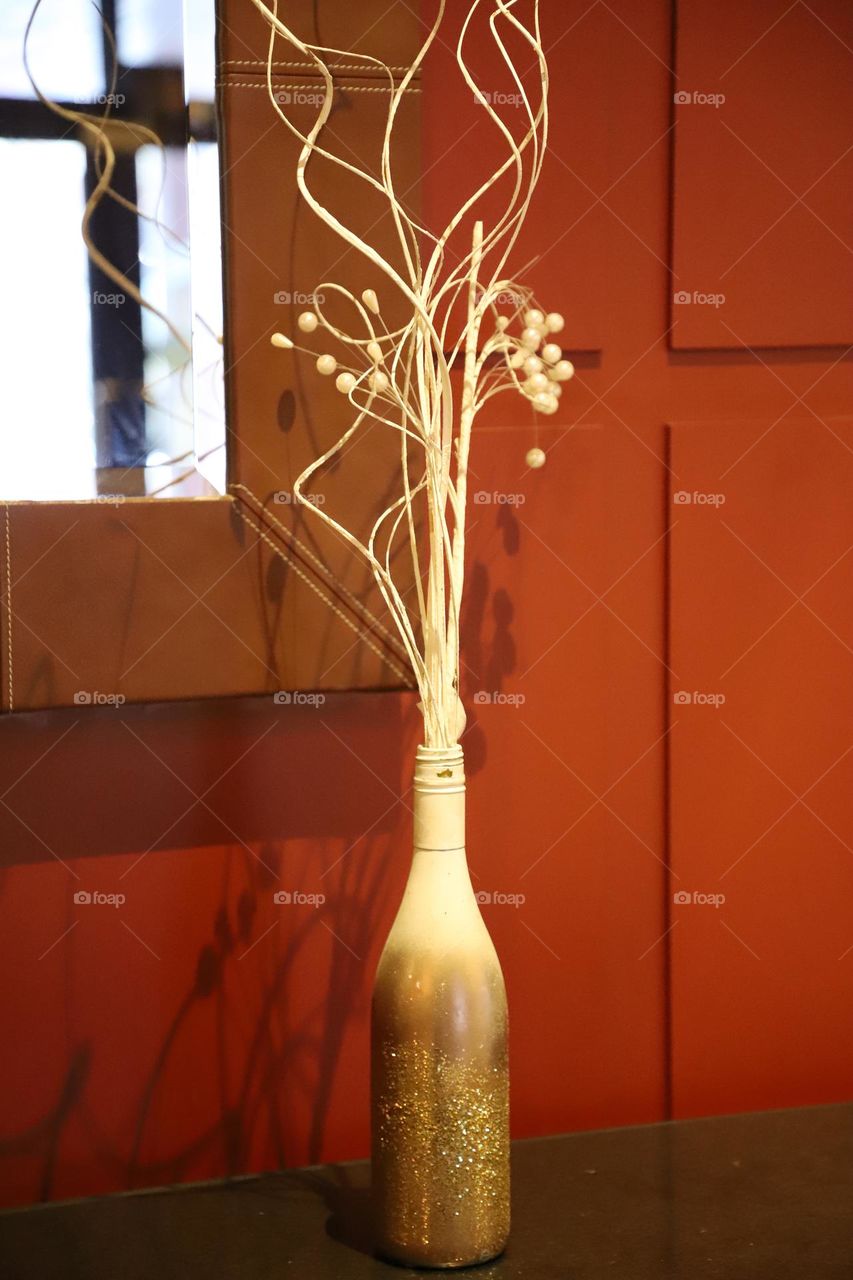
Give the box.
[0,692,417,1209]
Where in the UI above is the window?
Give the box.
[0,0,224,501]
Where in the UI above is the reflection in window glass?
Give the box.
[0,1,225,500]
[136,145,194,467]
[0,0,104,101]
[0,140,96,500]
[117,0,183,68]
[183,0,216,104]
[188,141,226,491]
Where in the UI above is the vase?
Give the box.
[371,744,510,1268]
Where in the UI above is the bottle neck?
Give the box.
[412,745,466,853]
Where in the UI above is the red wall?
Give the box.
[1,0,851,1207]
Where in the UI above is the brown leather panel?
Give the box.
[214,4,424,704]
[218,69,422,633]
[2,498,410,713]
[218,0,425,73]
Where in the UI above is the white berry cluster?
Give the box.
[497,307,574,415]
[269,291,573,452]
[270,289,395,398]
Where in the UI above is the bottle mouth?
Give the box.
[414,744,465,794]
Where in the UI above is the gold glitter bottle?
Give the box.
[371,744,509,1268]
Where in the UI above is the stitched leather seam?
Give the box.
[223,60,418,74]
[219,81,422,93]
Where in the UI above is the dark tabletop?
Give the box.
[0,1104,850,1279]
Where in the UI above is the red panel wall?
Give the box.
[668,418,853,1114]
[671,0,853,348]
[1,0,851,1208]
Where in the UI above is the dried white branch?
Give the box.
[257,0,571,746]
